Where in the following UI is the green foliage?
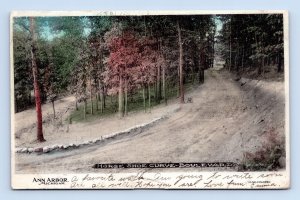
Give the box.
[13,15,216,114]
[13,28,32,112]
[217,14,284,75]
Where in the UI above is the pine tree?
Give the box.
[29,17,45,142]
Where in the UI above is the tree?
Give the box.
[13,23,32,113]
[29,17,45,142]
[13,17,53,113]
[48,16,87,110]
[70,40,89,119]
[105,26,141,117]
[44,48,58,119]
[41,40,67,120]
[14,14,217,124]
[177,20,184,104]
[134,37,160,112]
[218,14,284,76]
[88,16,112,113]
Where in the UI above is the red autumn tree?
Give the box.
[133,37,160,112]
[104,29,141,117]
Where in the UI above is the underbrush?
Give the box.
[239,127,285,171]
[236,65,284,82]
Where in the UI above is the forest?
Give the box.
[13,14,284,143]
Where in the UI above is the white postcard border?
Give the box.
[10,10,290,190]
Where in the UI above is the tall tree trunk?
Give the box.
[103,89,106,108]
[177,20,184,104]
[148,83,151,113]
[157,64,161,102]
[118,74,124,118]
[229,16,232,72]
[115,94,118,112]
[124,78,128,116]
[90,88,94,115]
[162,63,167,105]
[198,50,202,84]
[191,59,195,84]
[52,100,56,119]
[101,91,104,113]
[95,94,99,111]
[177,65,180,98]
[211,33,215,68]
[158,38,163,101]
[143,85,146,113]
[261,36,265,75]
[83,99,87,119]
[28,91,31,105]
[15,97,18,113]
[277,52,283,72]
[98,80,104,113]
[241,47,245,72]
[99,91,104,113]
[99,49,106,111]
[255,33,262,76]
[199,51,204,84]
[102,87,106,110]
[75,99,78,111]
[235,48,239,75]
[154,81,157,101]
[146,84,149,100]
[29,17,45,142]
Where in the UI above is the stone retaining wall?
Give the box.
[15,107,180,154]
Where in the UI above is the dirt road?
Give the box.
[15,68,285,173]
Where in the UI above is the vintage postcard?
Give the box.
[11,10,289,189]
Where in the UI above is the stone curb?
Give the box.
[15,107,180,154]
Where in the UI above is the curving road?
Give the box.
[15,68,285,174]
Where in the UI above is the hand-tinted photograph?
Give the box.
[11,11,289,189]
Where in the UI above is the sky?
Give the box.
[16,14,224,41]
[214,16,223,36]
